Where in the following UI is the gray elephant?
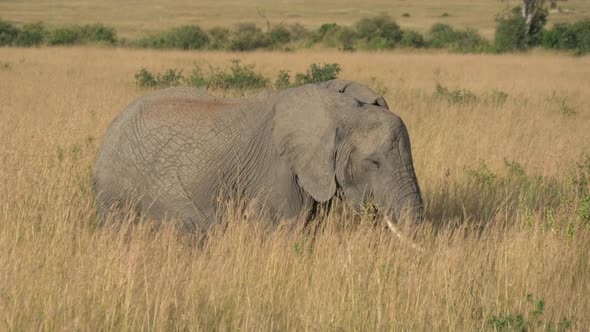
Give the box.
[93,80,423,232]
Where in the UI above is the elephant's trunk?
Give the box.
[378,163,424,251]
[389,164,424,224]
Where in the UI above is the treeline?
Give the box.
[1,8,589,54]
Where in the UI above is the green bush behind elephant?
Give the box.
[93,79,423,231]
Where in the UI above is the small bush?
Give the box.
[311,23,340,44]
[157,69,184,87]
[168,25,208,50]
[267,25,291,46]
[543,23,577,49]
[573,19,590,53]
[488,293,574,332]
[355,14,403,49]
[543,19,590,53]
[134,67,184,88]
[287,23,308,41]
[228,23,269,51]
[14,22,46,46]
[48,27,80,45]
[402,13,411,18]
[428,23,458,48]
[337,27,357,51]
[207,59,268,90]
[429,24,490,52]
[137,25,208,50]
[547,91,577,116]
[134,68,157,88]
[208,27,231,50]
[294,63,341,85]
[494,15,527,52]
[441,12,450,17]
[0,20,19,46]
[465,160,497,186]
[434,82,478,104]
[48,23,117,45]
[484,89,509,106]
[274,70,292,90]
[400,30,425,48]
[79,23,117,44]
[450,28,490,53]
[186,67,208,87]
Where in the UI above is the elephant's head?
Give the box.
[272,84,424,225]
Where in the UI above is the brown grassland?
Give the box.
[1,46,590,330]
[1,0,590,38]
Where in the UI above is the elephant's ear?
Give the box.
[318,79,390,109]
[272,86,337,202]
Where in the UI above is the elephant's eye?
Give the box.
[365,159,380,169]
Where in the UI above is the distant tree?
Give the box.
[522,0,546,38]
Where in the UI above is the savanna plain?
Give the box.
[1,22,590,332]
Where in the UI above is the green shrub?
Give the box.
[294,63,341,85]
[311,23,340,44]
[355,14,402,49]
[134,68,157,87]
[168,25,208,50]
[228,23,269,51]
[308,23,356,50]
[48,23,117,45]
[402,13,411,18]
[428,24,490,52]
[267,25,291,46]
[134,67,184,88]
[0,20,19,46]
[337,27,357,51]
[208,27,231,50]
[137,25,208,50]
[207,59,268,90]
[484,89,509,106]
[14,22,46,46]
[488,293,574,332]
[186,67,208,87]
[450,28,490,53]
[434,82,478,104]
[287,23,308,41]
[543,19,590,53]
[48,27,80,45]
[274,70,292,90]
[428,23,458,48]
[400,30,425,48]
[543,23,577,49]
[79,23,117,44]
[157,68,184,87]
[494,15,526,52]
[573,19,590,53]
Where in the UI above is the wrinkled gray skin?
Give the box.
[94,79,423,231]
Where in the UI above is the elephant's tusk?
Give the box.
[384,216,425,253]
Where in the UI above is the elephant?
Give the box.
[93,80,424,234]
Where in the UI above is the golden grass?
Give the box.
[1,0,589,38]
[1,47,590,329]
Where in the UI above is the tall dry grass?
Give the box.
[0,47,589,330]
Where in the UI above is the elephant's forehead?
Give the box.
[353,121,394,146]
